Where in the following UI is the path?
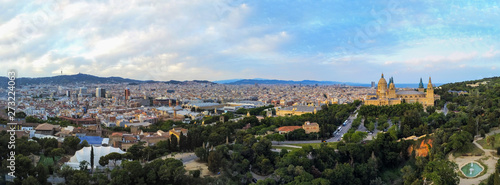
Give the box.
[451,137,498,185]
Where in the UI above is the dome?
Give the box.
[376,73,388,97]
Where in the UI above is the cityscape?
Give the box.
[2,1,500,185]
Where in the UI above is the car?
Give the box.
[252,178,258,183]
[337,138,341,141]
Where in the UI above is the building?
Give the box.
[125,88,130,100]
[276,106,320,116]
[276,126,302,134]
[34,123,59,135]
[276,121,320,134]
[364,74,440,107]
[96,88,106,98]
[302,121,320,134]
[168,127,188,140]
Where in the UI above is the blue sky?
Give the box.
[1,0,499,83]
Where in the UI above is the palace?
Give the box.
[364,74,440,107]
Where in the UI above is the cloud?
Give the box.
[1,0,500,83]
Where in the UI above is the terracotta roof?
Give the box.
[123,135,137,141]
[276,126,301,132]
[111,132,123,137]
[35,123,56,131]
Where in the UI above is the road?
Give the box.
[325,112,358,142]
[442,102,449,115]
[271,106,362,145]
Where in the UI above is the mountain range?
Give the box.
[0,73,441,88]
[214,78,441,88]
[0,73,213,86]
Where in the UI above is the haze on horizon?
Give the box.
[1,0,499,84]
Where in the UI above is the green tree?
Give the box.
[63,137,81,154]
[99,155,109,167]
[77,140,90,150]
[195,147,209,163]
[208,150,224,173]
[90,146,94,173]
[49,148,65,163]
[79,160,89,171]
[423,159,459,185]
[68,170,90,185]
[21,176,39,185]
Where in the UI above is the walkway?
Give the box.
[451,136,498,185]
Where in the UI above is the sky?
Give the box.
[1,0,500,83]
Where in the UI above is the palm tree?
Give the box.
[487,135,496,148]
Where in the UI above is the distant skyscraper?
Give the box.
[96,88,106,98]
[125,88,130,100]
[66,90,71,97]
[371,81,375,88]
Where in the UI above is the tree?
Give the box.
[423,159,459,185]
[58,165,74,182]
[127,143,145,160]
[426,106,436,114]
[99,156,109,167]
[487,135,496,148]
[63,137,81,154]
[68,170,90,185]
[106,152,123,167]
[21,176,39,185]
[90,146,94,173]
[49,148,65,162]
[79,160,89,171]
[208,150,224,173]
[195,147,209,163]
[77,140,90,150]
[35,163,48,185]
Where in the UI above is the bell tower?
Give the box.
[426,77,435,106]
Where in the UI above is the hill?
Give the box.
[0,73,214,86]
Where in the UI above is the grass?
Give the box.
[290,142,338,149]
[38,155,60,166]
[453,143,485,157]
[272,146,301,152]
[477,133,500,150]
[476,159,488,178]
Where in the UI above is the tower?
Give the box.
[125,88,130,100]
[388,77,396,99]
[426,77,435,106]
[418,78,424,92]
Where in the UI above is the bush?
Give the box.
[496,147,500,155]
[480,129,486,138]
[190,170,201,178]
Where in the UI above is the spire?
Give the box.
[419,78,424,88]
[427,77,433,89]
[381,73,384,78]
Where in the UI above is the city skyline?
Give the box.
[1,0,500,83]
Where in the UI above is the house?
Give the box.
[276,121,320,134]
[35,123,59,135]
[302,121,320,134]
[276,126,302,134]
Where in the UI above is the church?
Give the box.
[364,74,440,107]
